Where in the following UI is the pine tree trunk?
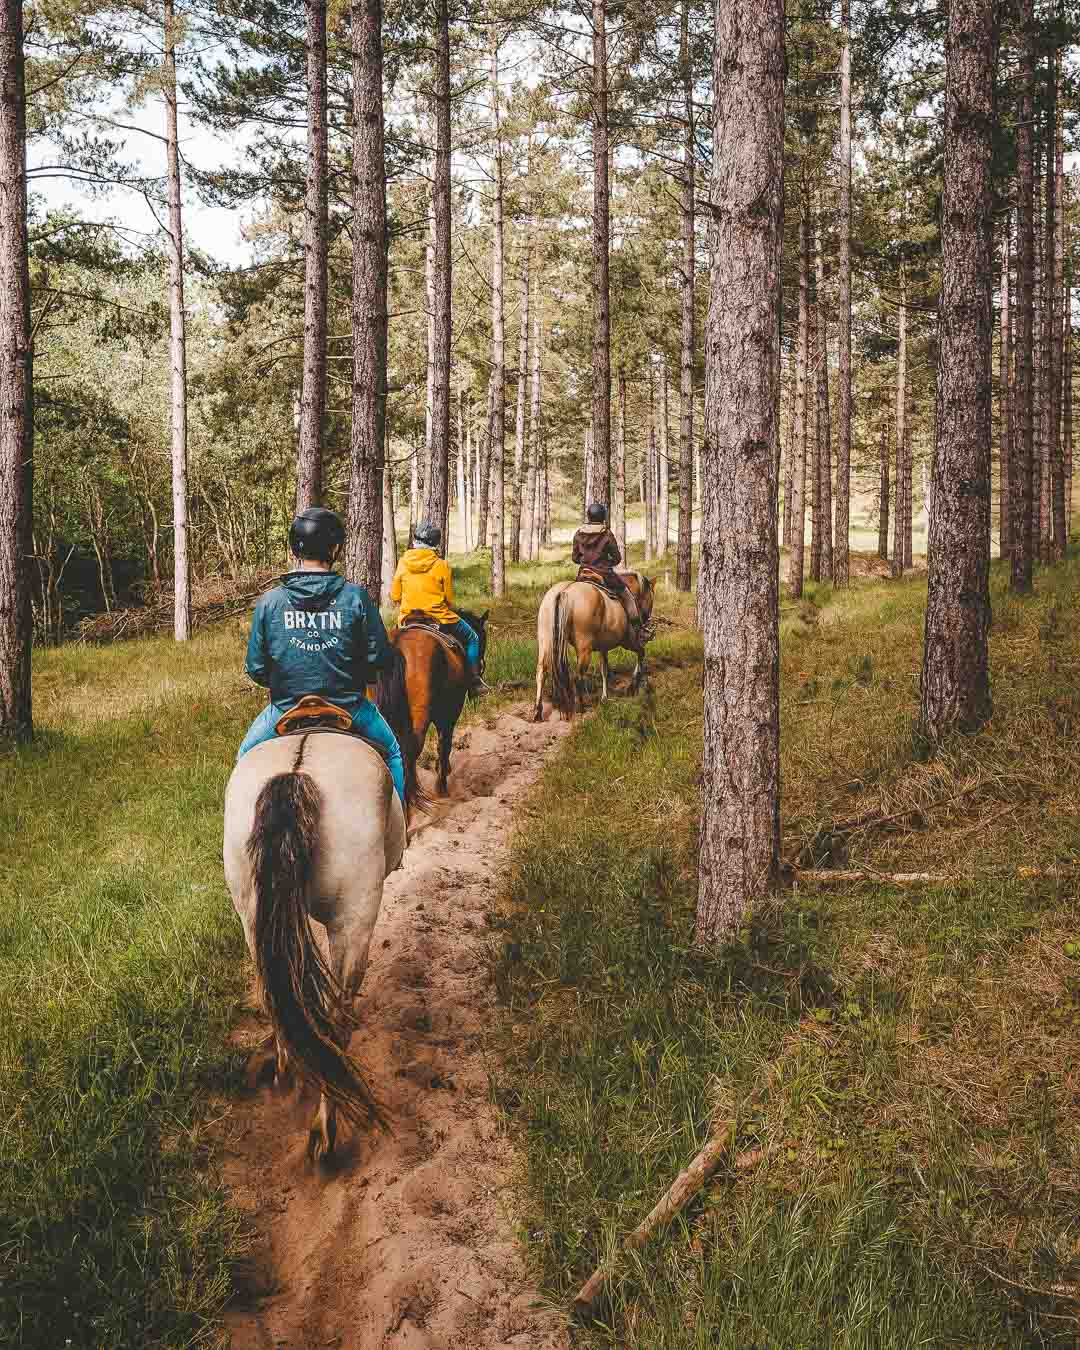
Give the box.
[645,368,657,562]
[0,0,31,741]
[345,0,386,597]
[295,0,328,513]
[615,366,627,562]
[456,384,467,550]
[815,219,833,581]
[878,421,890,559]
[1033,139,1044,563]
[676,0,695,592]
[834,0,852,586]
[1052,80,1066,559]
[809,314,822,583]
[904,419,913,568]
[1040,61,1056,566]
[782,376,794,546]
[892,270,907,577]
[999,222,1011,557]
[489,27,506,595]
[1065,257,1073,537]
[164,0,190,641]
[381,459,397,594]
[587,0,610,506]
[788,195,809,598]
[510,245,529,562]
[524,297,541,560]
[658,359,670,554]
[697,0,783,943]
[475,378,494,548]
[1013,0,1035,592]
[920,0,995,739]
[423,0,451,539]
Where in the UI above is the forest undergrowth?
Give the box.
[495,550,1080,1348]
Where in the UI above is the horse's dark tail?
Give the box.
[247,771,383,1129]
[550,591,575,718]
[374,645,425,811]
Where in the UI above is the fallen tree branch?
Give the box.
[572,1120,734,1318]
[792,864,1080,886]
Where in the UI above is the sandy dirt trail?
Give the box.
[220,704,570,1350]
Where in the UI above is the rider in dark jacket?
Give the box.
[571,503,642,648]
[237,507,406,805]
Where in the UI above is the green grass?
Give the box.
[0,543,672,1347]
[493,549,1080,1347]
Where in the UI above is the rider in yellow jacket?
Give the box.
[390,521,484,689]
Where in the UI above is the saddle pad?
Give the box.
[398,616,467,661]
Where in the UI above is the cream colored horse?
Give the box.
[224,731,406,1161]
[533,571,654,720]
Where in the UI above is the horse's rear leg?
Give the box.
[600,653,611,702]
[435,718,453,796]
[533,651,546,721]
[309,906,380,1164]
[577,647,593,706]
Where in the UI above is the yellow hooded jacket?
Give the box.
[390,548,460,626]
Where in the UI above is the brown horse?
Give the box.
[533,572,654,720]
[384,608,489,796]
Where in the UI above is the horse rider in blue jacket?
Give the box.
[237,507,406,806]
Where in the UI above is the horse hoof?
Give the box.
[307,1118,335,1164]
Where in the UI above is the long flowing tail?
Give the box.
[374,645,424,810]
[550,591,576,718]
[247,771,383,1128]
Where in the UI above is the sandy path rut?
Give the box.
[221,705,570,1350]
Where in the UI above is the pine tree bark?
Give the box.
[782,379,794,546]
[1012,0,1035,592]
[697,0,783,943]
[788,194,809,598]
[510,244,529,562]
[645,367,657,562]
[920,0,996,740]
[1065,257,1073,537]
[892,269,907,577]
[999,221,1011,557]
[295,0,328,512]
[0,0,31,741]
[164,0,190,641]
[1040,57,1056,566]
[1033,137,1044,563]
[345,0,386,597]
[381,459,397,594]
[489,26,506,596]
[457,383,468,550]
[1052,79,1066,559]
[904,415,913,568]
[834,0,852,586]
[658,358,670,554]
[615,365,627,562]
[523,296,541,559]
[586,0,610,507]
[816,277,833,582]
[423,0,451,539]
[476,378,494,548]
[878,421,890,559]
[809,316,822,583]
[676,0,695,592]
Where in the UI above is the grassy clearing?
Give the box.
[494,551,1080,1347]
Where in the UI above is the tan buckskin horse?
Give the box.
[222,651,422,1163]
[533,571,654,720]
[389,607,488,797]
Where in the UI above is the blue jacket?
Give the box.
[245,570,391,712]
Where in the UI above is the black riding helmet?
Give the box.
[586,502,608,524]
[289,507,345,562]
[413,520,442,548]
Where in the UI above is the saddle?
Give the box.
[575,565,627,602]
[275,695,354,736]
[273,696,389,764]
[399,611,467,661]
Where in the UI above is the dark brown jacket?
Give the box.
[572,523,622,571]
